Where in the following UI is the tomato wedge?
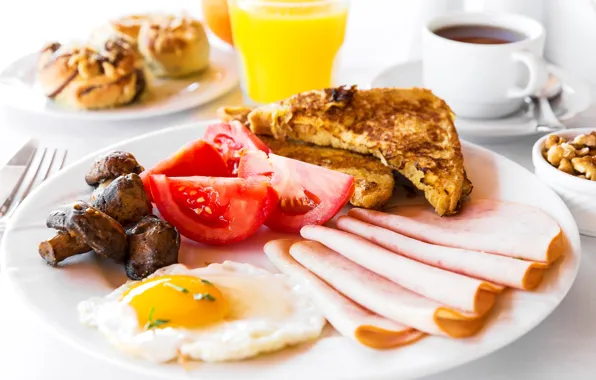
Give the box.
[150,174,278,245]
[140,140,229,201]
[203,121,271,175]
[238,151,355,233]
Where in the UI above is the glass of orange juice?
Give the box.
[227,0,349,104]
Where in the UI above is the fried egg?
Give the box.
[78,262,326,362]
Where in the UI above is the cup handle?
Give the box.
[507,51,549,98]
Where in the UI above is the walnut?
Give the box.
[571,156,596,180]
[572,132,596,148]
[67,53,83,68]
[577,147,590,157]
[545,135,566,149]
[560,143,577,159]
[558,158,574,174]
[547,145,565,166]
[77,60,100,79]
[102,62,117,78]
[544,132,596,180]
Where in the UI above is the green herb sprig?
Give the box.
[144,307,170,330]
[194,293,216,301]
[164,282,190,293]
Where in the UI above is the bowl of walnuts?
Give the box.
[533,128,596,237]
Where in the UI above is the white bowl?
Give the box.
[532,128,596,237]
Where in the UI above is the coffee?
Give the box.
[434,25,526,45]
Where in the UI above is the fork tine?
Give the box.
[0,142,38,217]
[40,149,58,182]
[5,148,48,217]
[58,149,68,170]
[44,149,67,180]
[4,148,68,220]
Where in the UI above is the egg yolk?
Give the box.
[121,275,229,329]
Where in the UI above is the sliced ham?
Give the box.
[300,225,501,314]
[337,216,548,290]
[348,199,563,264]
[264,239,426,348]
[289,240,488,338]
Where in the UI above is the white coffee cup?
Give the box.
[422,12,548,119]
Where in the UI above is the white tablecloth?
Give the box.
[1,1,596,379]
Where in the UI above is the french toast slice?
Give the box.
[261,136,395,210]
[217,106,395,210]
[247,86,472,216]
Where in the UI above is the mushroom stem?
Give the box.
[38,232,90,266]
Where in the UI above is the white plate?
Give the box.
[0,48,238,121]
[370,61,592,141]
[0,121,581,380]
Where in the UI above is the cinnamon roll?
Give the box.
[137,15,210,78]
[37,40,146,110]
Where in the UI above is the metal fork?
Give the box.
[0,147,68,232]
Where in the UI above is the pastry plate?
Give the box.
[0,121,581,380]
[370,61,592,142]
[0,47,238,121]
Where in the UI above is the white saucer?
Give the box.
[370,61,592,141]
[0,47,238,121]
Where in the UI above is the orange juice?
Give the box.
[228,0,349,103]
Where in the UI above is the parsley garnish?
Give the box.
[194,293,216,301]
[144,307,170,330]
[201,279,212,285]
[164,282,189,293]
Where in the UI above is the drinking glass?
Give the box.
[227,0,349,104]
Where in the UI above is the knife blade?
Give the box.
[0,139,38,214]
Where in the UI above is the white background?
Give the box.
[1,1,596,379]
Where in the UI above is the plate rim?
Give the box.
[0,120,582,380]
[0,47,239,121]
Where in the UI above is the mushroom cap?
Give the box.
[92,173,152,226]
[125,215,180,280]
[46,201,129,262]
[85,151,144,186]
[67,204,128,262]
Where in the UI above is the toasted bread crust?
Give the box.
[248,86,472,215]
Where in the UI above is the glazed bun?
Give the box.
[89,14,153,51]
[37,39,146,109]
[137,15,210,78]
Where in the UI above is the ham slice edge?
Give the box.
[300,225,501,314]
[337,216,548,290]
[348,199,563,264]
[289,240,488,338]
[264,239,425,348]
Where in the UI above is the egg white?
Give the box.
[78,261,326,363]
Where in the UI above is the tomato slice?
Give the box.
[203,121,271,175]
[238,151,355,233]
[140,140,230,201]
[149,174,278,245]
